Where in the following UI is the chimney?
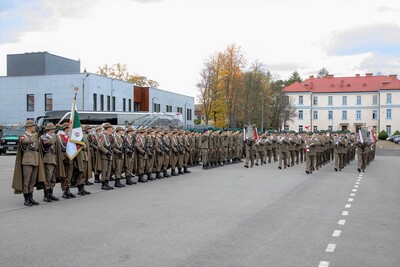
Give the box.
[389,74,398,79]
[366,73,373,77]
[340,80,344,87]
[309,75,314,79]
[310,82,313,89]
[355,74,360,77]
[326,74,334,78]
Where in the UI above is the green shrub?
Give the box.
[378,130,388,140]
[393,130,400,136]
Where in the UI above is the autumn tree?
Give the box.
[284,71,302,86]
[317,67,329,78]
[97,63,159,87]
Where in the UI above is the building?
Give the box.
[283,73,400,135]
[0,52,194,128]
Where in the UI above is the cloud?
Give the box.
[325,23,400,57]
[266,62,310,72]
[358,53,400,75]
[130,0,163,3]
[377,5,400,12]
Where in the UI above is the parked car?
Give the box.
[388,135,400,142]
[392,137,400,144]
[0,126,24,154]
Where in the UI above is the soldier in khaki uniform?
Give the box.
[356,137,371,173]
[271,133,278,162]
[294,133,301,165]
[265,133,272,163]
[288,133,296,167]
[98,123,114,190]
[135,128,148,182]
[40,123,58,202]
[124,127,137,185]
[56,123,76,199]
[154,128,165,179]
[305,133,317,174]
[83,125,94,186]
[145,128,156,181]
[112,126,125,188]
[201,130,210,169]
[90,126,103,184]
[278,133,289,169]
[183,131,192,173]
[12,120,45,206]
[162,129,171,177]
[176,130,185,174]
[255,135,265,166]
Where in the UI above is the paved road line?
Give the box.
[332,230,342,237]
[345,204,351,208]
[342,211,349,216]
[355,182,360,185]
[326,243,336,252]
[319,261,330,267]
[338,219,346,225]
[350,193,355,197]
[352,189,357,192]
[354,185,359,188]
[348,198,354,202]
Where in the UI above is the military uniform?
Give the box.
[145,129,156,180]
[305,134,317,174]
[97,123,114,190]
[170,129,180,176]
[201,131,210,169]
[278,134,289,169]
[162,129,171,177]
[154,128,165,179]
[135,129,148,182]
[182,131,191,173]
[124,127,137,185]
[113,127,126,188]
[40,123,58,202]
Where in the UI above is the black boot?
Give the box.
[43,189,52,202]
[29,193,39,205]
[24,193,33,207]
[178,168,184,174]
[77,185,86,196]
[94,174,101,183]
[67,188,76,198]
[156,172,161,179]
[85,179,93,186]
[105,180,114,190]
[147,172,154,181]
[184,167,191,173]
[62,189,71,199]
[81,184,91,194]
[126,176,133,185]
[101,181,110,190]
[164,170,170,178]
[171,169,178,176]
[49,189,59,201]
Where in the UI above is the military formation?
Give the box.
[11,120,377,207]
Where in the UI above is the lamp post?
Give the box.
[81,72,90,110]
[152,97,157,112]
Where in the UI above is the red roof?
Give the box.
[284,74,400,93]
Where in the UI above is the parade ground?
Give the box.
[0,143,399,267]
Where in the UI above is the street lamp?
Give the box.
[81,72,90,110]
[152,97,157,112]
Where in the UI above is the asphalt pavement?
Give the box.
[0,149,398,267]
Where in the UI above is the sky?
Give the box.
[0,0,399,102]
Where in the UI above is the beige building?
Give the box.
[283,73,400,135]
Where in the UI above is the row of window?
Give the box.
[27,94,53,112]
[299,93,393,106]
[93,94,128,111]
[298,109,393,120]
[296,125,393,135]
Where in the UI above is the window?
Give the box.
[166,105,172,112]
[285,96,290,106]
[313,110,318,120]
[299,125,303,132]
[313,96,318,106]
[387,93,392,104]
[186,109,192,120]
[153,103,160,112]
[373,125,377,132]
[356,110,361,120]
[93,94,97,111]
[328,110,333,120]
[372,110,377,120]
[328,96,333,106]
[342,110,347,120]
[100,95,104,111]
[357,95,361,105]
[129,99,132,112]
[372,95,378,105]
[134,102,141,111]
[112,97,116,111]
[45,94,53,111]
[313,126,318,132]
[107,96,111,111]
[123,98,126,112]
[386,125,392,135]
[342,96,347,105]
[177,107,183,113]
[299,96,303,105]
[386,109,392,119]
[27,94,34,111]
[298,110,303,120]
[328,125,333,131]
[284,125,289,132]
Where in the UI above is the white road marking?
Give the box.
[342,211,349,216]
[338,219,346,225]
[348,198,354,202]
[332,230,342,237]
[356,182,360,185]
[319,261,330,267]
[352,189,357,192]
[354,185,359,188]
[345,204,351,208]
[326,243,336,252]
[350,193,356,197]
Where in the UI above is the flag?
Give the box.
[358,129,364,143]
[243,127,246,141]
[66,100,85,160]
[254,127,259,141]
[370,130,376,143]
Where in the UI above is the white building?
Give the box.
[0,52,194,128]
[283,73,400,135]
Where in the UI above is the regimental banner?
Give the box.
[66,96,85,160]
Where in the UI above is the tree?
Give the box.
[284,71,302,86]
[97,63,159,87]
[317,67,329,78]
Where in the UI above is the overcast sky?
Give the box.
[0,0,399,101]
